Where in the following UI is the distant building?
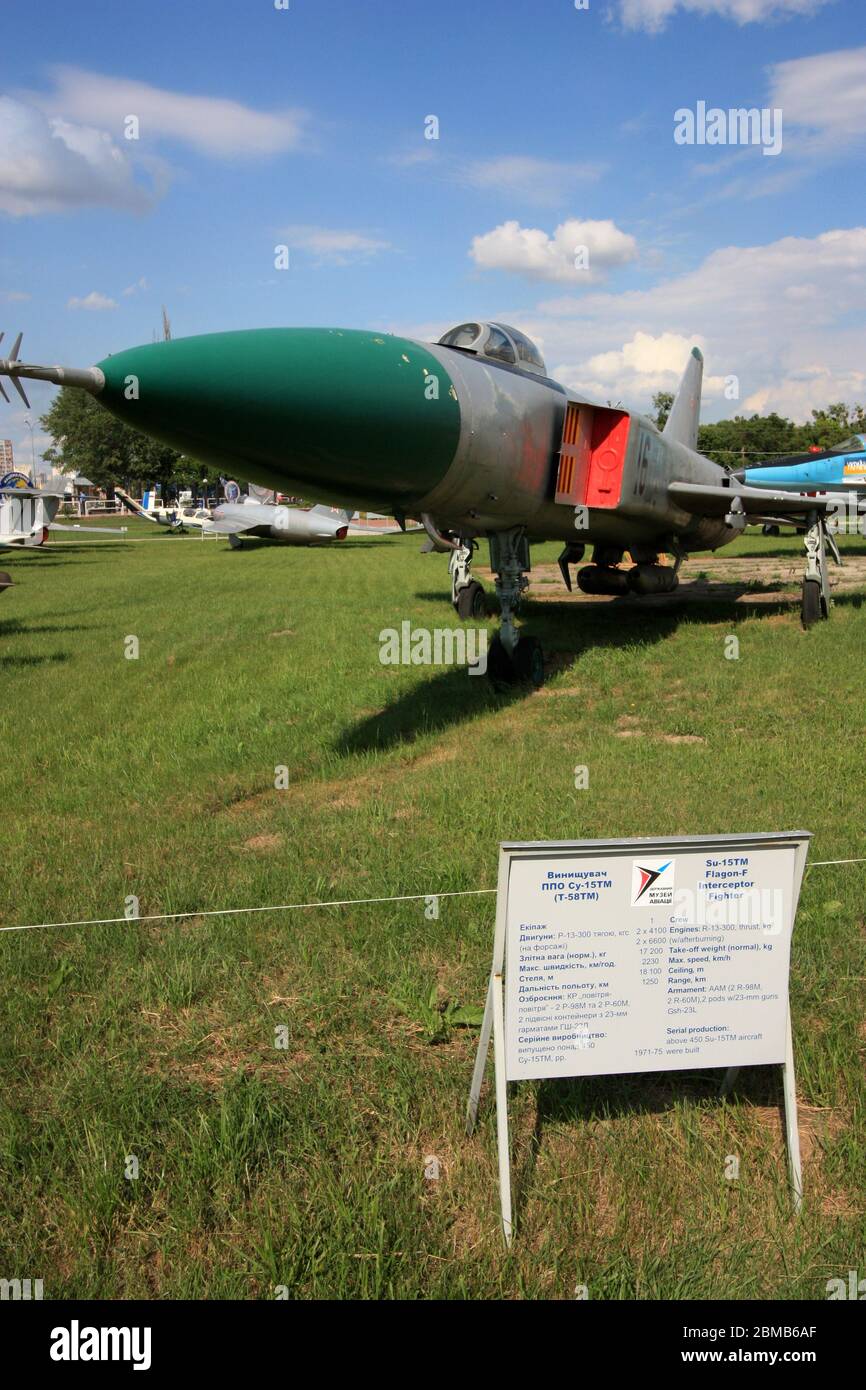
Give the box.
[0,439,13,471]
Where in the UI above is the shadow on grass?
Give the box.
[512,1065,788,1225]
[742,540,866,559]
[223,537,385,551]
[2,553,112,568]
[337,587,864,756]
[0,619,96,637]
[0,651,70,668]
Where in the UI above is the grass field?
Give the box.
[1,519,864,1299]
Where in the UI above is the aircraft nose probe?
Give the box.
[0,332,105,409]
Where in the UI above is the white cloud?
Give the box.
[460,156,603,205]
[769,45,866,147]
[386,147,438,169]
[617,0,833,32]
[586,330,702,379]
[744,365,866,417]
[34,66,308,159]
[0,289,30,302]
[122,277,148,297]
[470,218,638,284]
[559,332,730,404]
[0,96,154,216]
[491,226,866,422]
[280,225,392,266]
[67,291,118,311]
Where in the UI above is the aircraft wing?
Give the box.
[205,511,263,535]
[668,480,850,522]
[346,521,421,535]
[48,522,128,536]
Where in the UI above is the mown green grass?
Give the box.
[0,522,864,1299]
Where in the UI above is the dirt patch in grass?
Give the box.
[223,745,458,820]
[242,833,283,852]
[477,552,866,610]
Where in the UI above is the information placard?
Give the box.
[466,832,810,1244]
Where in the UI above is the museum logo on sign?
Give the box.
[631,858,675,908]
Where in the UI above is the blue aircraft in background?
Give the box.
[737,435,866,495]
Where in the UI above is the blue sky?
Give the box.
[1,0,865,470]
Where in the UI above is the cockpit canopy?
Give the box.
[437,321,546,376]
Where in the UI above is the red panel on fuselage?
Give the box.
[585,409,630,508]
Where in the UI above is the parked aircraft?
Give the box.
[115,485,351,545]
[738,436,866,497]
[1,323,849,674]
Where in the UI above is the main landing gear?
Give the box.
[801,513,839,629]
[449,539,487,620]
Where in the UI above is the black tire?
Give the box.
[486,634,514,684]
[801,578,821,628]
[228,533,243,550]
[513,636,545,687]
[456,580,486,620]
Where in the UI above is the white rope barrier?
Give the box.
[0,887,498,935]
[0,857,861,936]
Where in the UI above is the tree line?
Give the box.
[652,392,866,467]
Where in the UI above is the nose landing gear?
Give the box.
[486,527,544,687]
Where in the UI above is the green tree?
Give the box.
[40,387,199,492]
[697,404,866,468]
[651,390,673,430]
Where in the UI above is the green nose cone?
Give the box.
[97,328,460,508]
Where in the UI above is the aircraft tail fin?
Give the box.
[113,485,157,521]
[662,347,703,452]
[310,504,353,523]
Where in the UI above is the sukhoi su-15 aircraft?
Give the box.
[0,321,849,680]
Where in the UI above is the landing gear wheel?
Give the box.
[486,635,514,685]
[228,533,243,550]
[456,580,486,620]
[801,578,822,628]
[513,636,544,687]
[486,635,545,687]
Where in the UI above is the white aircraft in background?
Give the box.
[1,472,64,550]
[115,483,415,547]
[1,472,126,599]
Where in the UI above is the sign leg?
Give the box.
[720,1066,740,1096]
[782,1005,803,1213]
[492,971,513,1246]
[466,974,494,1136]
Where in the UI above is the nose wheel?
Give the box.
[486,527,544,686]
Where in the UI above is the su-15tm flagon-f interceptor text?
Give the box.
[0,321,845,681]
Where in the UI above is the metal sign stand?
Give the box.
[466,833,809,1247]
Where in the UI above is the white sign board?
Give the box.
[467,832,810,1244]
